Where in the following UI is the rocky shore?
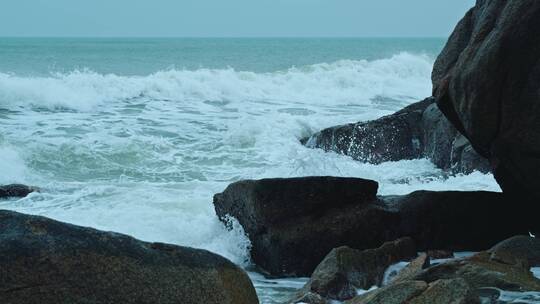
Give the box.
[0,207,258,304]
[1,0,540,303]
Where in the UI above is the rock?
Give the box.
[0,210,259,304]
[432,0,540,201]
[0,184,37,199]
[304,98,431,164]
[295,238,416,301]
[303,98,489,174]
[214,176,386,277]
[408,278,479,304]
[344,281,428,304]
[215,176,533,277]
[413,251,540,292]
[427,250,454,260]
[489,235,540,267]
[391,191,532,251]
[391,253,430,284]
[290,291,328,304]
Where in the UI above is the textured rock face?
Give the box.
[432,0,540,199]
[488,235,540,267]
[345,235,540,304]
[0,210,259,304]
[413,251,540,292]
[303,98,489,174]
[304,99,430,164]
[214,176,384,277]
[214,177,532,277]
[344,281,428,304]
[407,278,479,304]
[295,238,416,301]
[0,184,37,199]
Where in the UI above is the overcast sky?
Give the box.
[0,0,475,37]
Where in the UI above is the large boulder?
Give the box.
[214,177,532,277]
[214,176,385,277]
[303,98,489,174]
[432,0,540,201]
[293,238,417,301]
[0,210,259,304]
[0,184,37,199]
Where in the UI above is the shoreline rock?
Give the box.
[0,184,38,199]
[305,236,540,303]
[214,176,533,277]
[0,210,259,304]
[302,98,490,174]
[292,237,417,302]
[431,0,540,203]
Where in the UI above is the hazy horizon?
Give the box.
[1,0,475,38]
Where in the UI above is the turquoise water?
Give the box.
[0,38,444,75]
[0,38,501,303]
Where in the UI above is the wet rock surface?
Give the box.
[292,237,416,301]
[302,98,489,174]
[0,184,37,199]
[0,210,259,304]
[215,177,532,277]
[432,0,540,201]
[214,176,382,277]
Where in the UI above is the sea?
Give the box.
[0,38,512,303]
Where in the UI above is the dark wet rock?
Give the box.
[489,235,540,268]
[408,278,479,304]
[432,0,540,201]
[294,238,416,301]
[303,98,490,174]
[344,280,428,304]
[303,99,431,164]
[290,291,328,304]
[413,251,540,292]
[215,176,533,277]
[427,250,454,260]
[0,210,259,304]
[214,176,384,277]
[391,253,430,284]
[386,190,532,252]
[0,184,37,199]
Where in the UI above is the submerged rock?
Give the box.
[303,98,489,174]
[0,184,37,199]
[432,0,540,202]
[214,177,532,277]
[294,238,416,301]
[0,210,259,304]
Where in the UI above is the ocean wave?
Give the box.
[0,52,434,111]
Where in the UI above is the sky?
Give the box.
[0,0,476,38]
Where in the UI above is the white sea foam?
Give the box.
[0,52,432,113]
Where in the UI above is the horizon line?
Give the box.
[0,35,447,39]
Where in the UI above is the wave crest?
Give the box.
[0,53,434,111]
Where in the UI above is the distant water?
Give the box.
[0,38,501,303]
